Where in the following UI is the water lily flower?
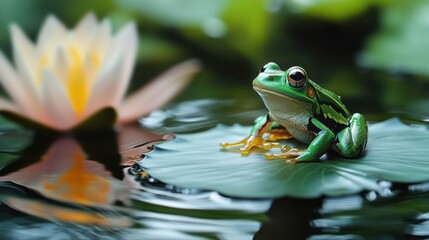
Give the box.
[0,13,200,131]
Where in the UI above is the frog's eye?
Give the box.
[287,67,307,88]
[260,66,266,73]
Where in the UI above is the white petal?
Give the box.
[10,25,42,110]
[119,59,201,123]
[109,22,138,105]
[84,51,124,118]
[51,45,69,83]
[73,12,98,51]
[84,22,137,117]
[40,69,77,130]
[10,25,37,81]
[37,15,67,53]
[94,19,112,59]
[0,50,41,117]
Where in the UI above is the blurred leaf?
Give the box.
[0,132,33,154]
[0,115,33,155]
[138,36,184,62]
[0,154,21,171]
[141,119,429,198]
[0,0,42,45]
[361,0,429,76]
[389,100,429,122]
[0,115,25,132]
[117,0,227,27]
[221,0,269,59]
[284,0,373,22]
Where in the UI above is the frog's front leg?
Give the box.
[335,113,368,158]
[220,114,280,154]
[266,118,335,164]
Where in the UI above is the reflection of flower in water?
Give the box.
[0,13,200,130]
[0,137,132,226]
[42,146,112,206]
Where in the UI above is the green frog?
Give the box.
[221,62,368,164]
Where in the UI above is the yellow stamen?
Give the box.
[67,45,89,116]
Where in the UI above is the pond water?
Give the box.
[0,99,429,240]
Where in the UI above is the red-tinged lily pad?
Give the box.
[139,118,429,198]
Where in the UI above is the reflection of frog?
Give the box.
[221,62,367,164]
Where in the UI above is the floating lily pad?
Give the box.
[140,119,429,198]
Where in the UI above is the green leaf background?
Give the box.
[361,0,429,76]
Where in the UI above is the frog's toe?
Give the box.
[264,152,297,164]
[220,137,248,149]
[263,150,300,161]
[220,142,230,148]
[263,142,282,149]
[239,147,251,155]
[265,153,276,160]
[281,145,293,152]
[222,136,282,155]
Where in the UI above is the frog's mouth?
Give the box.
[253,86,297,101]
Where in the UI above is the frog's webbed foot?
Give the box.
[220,136,281,155]
[266,128,294,142]
[264,146,303,164]
[265,145,322,164]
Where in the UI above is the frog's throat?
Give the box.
[253,86,312,113]
[253,86,314,144]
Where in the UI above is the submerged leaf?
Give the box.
[140,119,429,198]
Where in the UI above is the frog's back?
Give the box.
[310,80,351,133]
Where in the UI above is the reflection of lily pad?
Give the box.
[313,192,429,237]
[140,119,429,198]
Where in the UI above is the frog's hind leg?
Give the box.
[334,113,368,158]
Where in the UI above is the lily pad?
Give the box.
[140,118,429,198]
